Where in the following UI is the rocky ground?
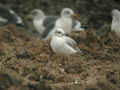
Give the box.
[0,0,120,90]
[0,24,119,90]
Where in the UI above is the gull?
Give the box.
[26,9,58,37]
[55,8,82,33]
[111,9,120,37]
[0,4,24,27]
[50,28,81,56]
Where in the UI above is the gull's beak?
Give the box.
[24,15,33,21]
[62,33,65,36]
[111,10,114,17]
[72,13,79,19]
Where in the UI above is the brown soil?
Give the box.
[0,24,119,90]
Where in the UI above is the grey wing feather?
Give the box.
[72,19,77,29]
[63,36,77,46]
[43,16,58,28]
[0,5,23,24]
[41,16,58,39]
[72,19,84,31]
[0,16,8,24]
[63,36,81,52]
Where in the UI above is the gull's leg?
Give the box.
[48,40,54,57]
[61,56,69,62]
[60,56,65,65]
[60,56,64,61]
[49,45,54,57]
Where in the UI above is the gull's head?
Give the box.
[111,9,120,20]
[61,8,76,18]
[26,9,44,20]
[31,9,44,16]
[54,28,65,37]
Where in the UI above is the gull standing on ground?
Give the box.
[50,28,81,56]
[111,9,120,37]
[0,4,24,27]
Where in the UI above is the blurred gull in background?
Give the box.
[0,4,24,27]
[26,9,58,39]
[55,8,84,33]
[111,9,120,37]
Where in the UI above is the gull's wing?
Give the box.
[41,16,58,39]
[72,20,84,31]
[63,36,77,46]
[72,19,78,28]
[0,5,23,25]
[63,36,81,52]
[0,16,8,24]
[43,16,58,28]
[9,10,23,24]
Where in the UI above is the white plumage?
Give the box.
[55,8,75,33]
[29,9,46,34]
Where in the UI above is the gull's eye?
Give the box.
[56,31,61,34]
[64,11,70,15]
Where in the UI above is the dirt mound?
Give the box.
[0,25,119,90]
